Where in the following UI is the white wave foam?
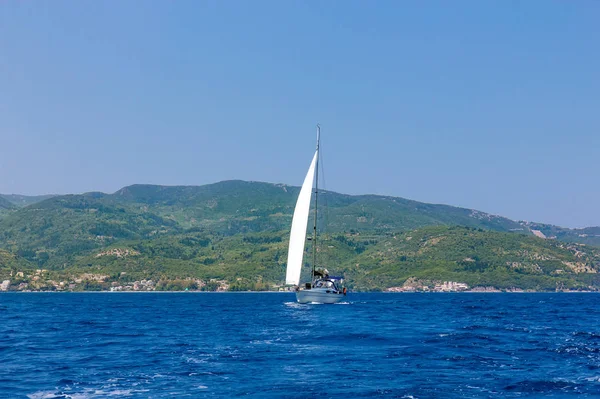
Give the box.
[27,391,61,399]
[28,388,149,399]
[250,339,274,345]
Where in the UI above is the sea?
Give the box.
[0,293,599,398]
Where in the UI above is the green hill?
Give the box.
[0,181,528,268]
[521,222,600,247]
[0,249,34,289]
[0,196,16,210]
[0,181,598,291]
[0,249,32,269]
[1,194,56,221]
[1,194,57,207]
[342,226,600,291]
[105,181,526,233]
[0,194,180,269]
[0,197,16,221]
[1,226,597,292]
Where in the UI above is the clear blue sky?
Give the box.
[0,1,598,228]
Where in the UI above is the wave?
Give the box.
[504,379,579,393]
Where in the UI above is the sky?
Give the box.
[0,1,598,228]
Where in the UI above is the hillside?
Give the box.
[0,194,55,220]
[0,226,598,292]
[2,181,525,236]
[0,249,32,269]
[0,196,16,210]
[110,182,527,232]
[0,194,180,268]
[0,197,16,221]
[521,222,600,247]
[0,194,57,207]
[345,226,600,291]
[0,181,598,292]
[0,181,532,268]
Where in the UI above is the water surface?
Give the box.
[1,293,599,398]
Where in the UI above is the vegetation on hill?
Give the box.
[0,196,16,210]
[0,249,32,269]
[0,194,57,221]
[0,194,57,207]
[0,194,180,269]
[341,226,600,291]
[521,222,600,247]
[0,225,598,292]
[0,182,598,292]
[109,182,526,233]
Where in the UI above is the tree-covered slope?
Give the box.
[521,222,600,247]
[2,226,597,291]
[340,226,600,291]
[0,181,528,263]
[0,198,15,221]
[1,194,57,207]
[109,181,525,233]
[112,181,304,232]
[0,194,179,268]
[0,249,32,269]
[0,196,16,210]
[0,181,598,291]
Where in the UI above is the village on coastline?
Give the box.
[1,269,594,293]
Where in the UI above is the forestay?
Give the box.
[285,150,318,285]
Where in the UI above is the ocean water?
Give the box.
[0,293,599,398]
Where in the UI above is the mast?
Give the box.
[312,124,320,283]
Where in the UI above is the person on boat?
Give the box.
[314,279,334,289]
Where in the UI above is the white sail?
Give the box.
[285,150,318,285]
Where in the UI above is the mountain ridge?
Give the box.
[0,194,57,208]
[0,196,16,211]
[2,180,597,239]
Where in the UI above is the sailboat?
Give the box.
[285,125,346,304]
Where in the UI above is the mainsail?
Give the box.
[285,150,318,285]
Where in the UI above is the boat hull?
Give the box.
[296,288,345,304]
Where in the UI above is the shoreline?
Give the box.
[0,290,597,294]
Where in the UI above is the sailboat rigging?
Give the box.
[285,125,346,304]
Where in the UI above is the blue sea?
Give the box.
[1,293,599,398]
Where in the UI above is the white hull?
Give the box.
[296,288,345,304]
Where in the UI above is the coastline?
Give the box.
[1,290,597,294]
